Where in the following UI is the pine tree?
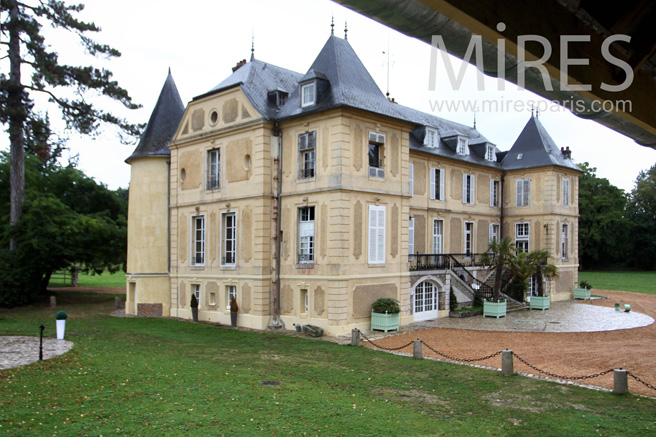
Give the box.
[0,0,141,249]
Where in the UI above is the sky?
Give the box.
[3,0,655,192]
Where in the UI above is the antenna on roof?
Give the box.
[250,25,255,61]
[331,15,334,35]
[344,20,348,40]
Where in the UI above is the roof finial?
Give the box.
[535,106,539,118]
[331,15,334,35]
[530,103,534,117]
[250,28,255,61]
[344,20,348,40]
[473,107,477,129]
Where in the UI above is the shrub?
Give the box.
[230,296,239,312]
[449,287,458,309]
[579,280,592,290]
[190,294,199,308]
[55,311,68,320]
[371,298,400,314]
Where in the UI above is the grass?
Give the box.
[579,271,656,295]
[1,292,655,435]
[48,270,126,288]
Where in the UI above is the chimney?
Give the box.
[561,146,572,159]
[232,59,247,73]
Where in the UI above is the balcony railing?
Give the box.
[409,253,487,271]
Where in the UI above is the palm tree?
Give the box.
[481,237,515,302]
[526,250,558,297]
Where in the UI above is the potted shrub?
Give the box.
[370,298,400,332]
[528,250,557,311]
[190,294,199,322]
[574,280,592,300]
[481,237,515,318]
[230,296,238,328]
[55,311,67,340]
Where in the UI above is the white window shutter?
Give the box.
[439,169,445,200]
[462,174,467,204]
[377,208,386,263]
[471,175,475,204]
[430,168,436,200]
[490,179,494,207]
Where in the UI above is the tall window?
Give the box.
[226,285,237,310]
[516,178,531,207]
[193,284,201,304]
[433,219,443,254]
[298,206,315,264]
[561,223,569,260]
[298,131,316,179]
[207,148,220,190]
[457,137,469,155]
[368,205,386,264]
[300,289,309,314]
[463,174,475,205]
[528,276,539,296]
[409,163,414,196]
[425,127,438,148]
[562,178,570,206]
[368,132,385,178]
[222,212,236,266]
[301,82,315,107]
[515,223,530,253]
[191,215,205,266]
[464,222,474,256]
[430,168,445,200]
[490,179,500,207]
[409,217,415,258]
[489,223,500,243]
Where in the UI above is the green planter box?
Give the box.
[483,300,507,318]
[574,287,591,300]
[530,295,550,311]
[371,311,399,332]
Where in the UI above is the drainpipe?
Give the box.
[499,172,505,237]
[268,122,285,330]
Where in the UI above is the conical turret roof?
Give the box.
[126,70,185,163]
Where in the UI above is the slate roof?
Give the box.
[126,71,184,163]
[501,115,581,171]
[199,59,303,119]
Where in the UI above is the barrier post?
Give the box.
[502,350,514,376]
[351,329,361,346]
[50,296,56,308]
[413,340,423,360]
[613,369,628,394]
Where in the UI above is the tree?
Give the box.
[525,250,558,297]
[577,162,630,269]
[626,164,656,270]
[481,237,515,302]
[0,0,141,248]
[0,152,127,306]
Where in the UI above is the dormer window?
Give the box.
[301,82,316,107]
[485,145,496,161]
[425,127,438,148]
[268,90,288,108]
[457,137,469,155]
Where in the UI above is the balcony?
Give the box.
[409,253,487,271]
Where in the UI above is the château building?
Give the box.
[125,31,581,336]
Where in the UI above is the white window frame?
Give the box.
[485,145,496,161]
[226,285,237,310]
[221,212,237,266]
[489,223,500,243]
[368,132,385,178]
[562,177,570,206]
[516,178,531,207]
[301,82,316,107]
[425,127,438,148]
[561,223,569,260]
[528,275,539,296]
[409,163,414,196]
[298,206,315,264]
[490,179,500,207]
[300,289,309,314]
[298,131,316,179]
[409,217,415,258]
[515,222,530,253]
[456,137,469,155]
[207,148,220,190]
[433,219,444,254]
[191,215,205,266]
[430,168,445,201]
[463,174,475,205]
[464,221,474,256]
[368,205,386,264]
[209,291,216,306]
[193,284,201,304]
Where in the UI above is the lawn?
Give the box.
[579,271,656,295]
[1,292,655,435]
[48,270,126,288]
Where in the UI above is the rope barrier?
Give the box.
[359,332,656,392]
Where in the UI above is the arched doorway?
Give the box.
[414,280,439,321]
